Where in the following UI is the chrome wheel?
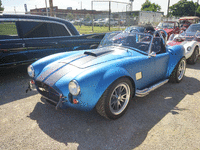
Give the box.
[177,58,186,81]
[109,82,130,115]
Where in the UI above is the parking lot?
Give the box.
[0,58,200,150]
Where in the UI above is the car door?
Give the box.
[129,55,158,90]
[134,37,169,90]
[0,20,27,67]
[150,38,169,82]
[18,20,72,62]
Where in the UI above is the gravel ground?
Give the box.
[0,58,200,150]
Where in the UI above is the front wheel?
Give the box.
[187,47,199,64]
[169,57,186,83]
[96,78,133,120]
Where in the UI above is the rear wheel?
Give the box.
[169,57,186,83]
[187,47,199,64]
[96,78,133,120]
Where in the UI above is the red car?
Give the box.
[179,16,199,30]
[156,21,180,39]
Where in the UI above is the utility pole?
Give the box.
[195,0,199,16]
[91,1,94,32]
[167,0,170,20]
[14,6,16,14]
[130,0,134,11]
[109,1,111,31]
[45,0,48,16]
[49,0,53,17]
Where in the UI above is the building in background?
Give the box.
[30,6,108,20]
[113,11,164,26]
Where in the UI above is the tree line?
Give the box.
[141,0,200,17]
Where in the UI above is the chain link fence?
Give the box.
[4,6,165,29]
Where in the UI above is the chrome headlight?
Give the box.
[27,65,35,77]
[187,46,192,51]
[68,80,80,96]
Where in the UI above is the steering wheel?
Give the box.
[130,28,140,33]
[137,44,148,52]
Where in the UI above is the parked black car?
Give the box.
[0,14,105,68]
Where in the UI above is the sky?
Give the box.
[1,0,194,15]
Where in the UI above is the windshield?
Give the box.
[180,29,200,41]
[157,22,174,29]
[186,24,200,32]
[98,31,152,53]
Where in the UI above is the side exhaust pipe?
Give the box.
[136,79,169,97]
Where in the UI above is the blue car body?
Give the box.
[28,31,185,119]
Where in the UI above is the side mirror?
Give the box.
[148,51,156,58]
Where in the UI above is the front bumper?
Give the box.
[26,80,66,109]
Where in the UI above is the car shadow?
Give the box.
[186,56,200,70]
[28,75,200,150]
[0,65,38,105]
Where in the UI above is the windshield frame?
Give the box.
[157,22,175,29]
[98,31,154,55]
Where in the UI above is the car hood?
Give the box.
[164,28,174,33]
[35,46,144,85]
[58,46,136,69]
[184,32,195,37]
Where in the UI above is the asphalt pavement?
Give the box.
[0,58,200,150]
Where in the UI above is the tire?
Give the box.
[187,46,199,64]
[95,78,133,120]
[169,57,186,83]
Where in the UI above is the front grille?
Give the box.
[35,81,60,103]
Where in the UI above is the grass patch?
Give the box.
[75,25,125,34]
[0,23,18,35]
[0,23,124,36]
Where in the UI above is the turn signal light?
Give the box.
[31,80,35,84]
[73,99,79,104]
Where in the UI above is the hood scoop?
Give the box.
[84,49,114,57]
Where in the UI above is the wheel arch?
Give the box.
[73,66,136,111]
[92,67,136,109]
[95,74,135,120]
[167,45,185,77]
[99,67,136,95]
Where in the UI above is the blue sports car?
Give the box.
[27,30,186,120]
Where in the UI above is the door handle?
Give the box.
[22,43,25,47]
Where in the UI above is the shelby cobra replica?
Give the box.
[167,23,200,64]
[27,30,186,120]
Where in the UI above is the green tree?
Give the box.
[85,13,91,20]
[0,0,4,12]
[195,3,200,16]
[169,0,196,17]
[196,6,200,15]
[141,0,161,12]
[66,13,74,20]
